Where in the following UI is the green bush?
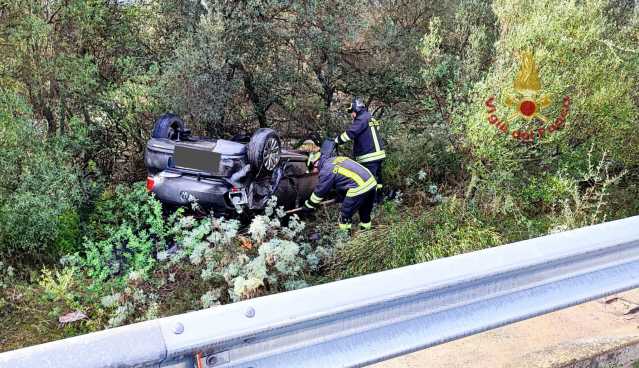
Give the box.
[55,210,81,255]
[0,90,83,261]
[521,175,573,209]
[85,184,172,244]
[383,120,463,190]
[42,191,333,328]
[0,260,16,319]
[444,0,638,224]
[72,183,177,291]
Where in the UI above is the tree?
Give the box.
[160,0,466,137]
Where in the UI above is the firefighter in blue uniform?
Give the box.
[334,97,385,198]
[304,140,377,231]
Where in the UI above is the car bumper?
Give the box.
[149,171,235,212]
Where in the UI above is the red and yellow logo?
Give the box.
[485,52,571,142]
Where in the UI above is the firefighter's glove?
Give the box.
[334,133,350,145]
[301,200,317,215]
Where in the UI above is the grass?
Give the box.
[0,282,97,352]
[0,262,216,352]
[328,196,504,279]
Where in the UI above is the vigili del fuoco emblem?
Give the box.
[485,51,571,143]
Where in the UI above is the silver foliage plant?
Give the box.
[174,196,330,306]
[100,197,332,327]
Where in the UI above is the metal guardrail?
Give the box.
[3,216,639,368]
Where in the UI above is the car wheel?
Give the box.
[151,113,185,140]
[247,128,281,174]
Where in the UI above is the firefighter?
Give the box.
[303,140,377,231]
[334,97,385,199]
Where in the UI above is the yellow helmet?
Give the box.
[299,140,320,153]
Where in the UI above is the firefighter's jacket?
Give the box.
[305,156,377,208]
[336,110,386,163]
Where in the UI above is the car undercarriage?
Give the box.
[144,113,318,216]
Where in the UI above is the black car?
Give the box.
[145,113,318,216]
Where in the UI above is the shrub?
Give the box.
[0,261,15,312]
[0,90,83,261]
[69,183,181,291]
[549,148,626,231]
[99,271,160,328]
[69,195,332,328]
[0,260,15,309]
[453,0,638,223]
[521,175,574,213]
[166,197,330,306]
[383,121,463,191]
[85,184,175,242]
[38,267,81,311]
[55,210,82,255]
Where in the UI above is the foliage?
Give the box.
[0,90,83,260]
[172,197,329,305]
[55,210,82,255]
[456,0,638,222]
[0,260,15,311]
[14,192,331,329]
[92,196,332,327]
[71,183,180,291]
[1,0,639,352]
[38,267,82,311]
[549,148,626,231]
[330,198,503,278]
[159,0,482,137]
[159,0,369,136]
[99,271,160,328]
[0,0,173,181]
[418,0,498,126]
[383,118,463,190]
[159,12,241,136]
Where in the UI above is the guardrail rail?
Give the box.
[2,216,639,368]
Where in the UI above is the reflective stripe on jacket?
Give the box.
[337,110,386,163]
[308,157,377,205]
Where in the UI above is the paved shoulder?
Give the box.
[373,290,639,368]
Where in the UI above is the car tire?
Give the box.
[247,128,281,174]
[151,113,185,140]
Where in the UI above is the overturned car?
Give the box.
[145,113,318,216]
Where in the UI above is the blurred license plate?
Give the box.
[174,145,221,174]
